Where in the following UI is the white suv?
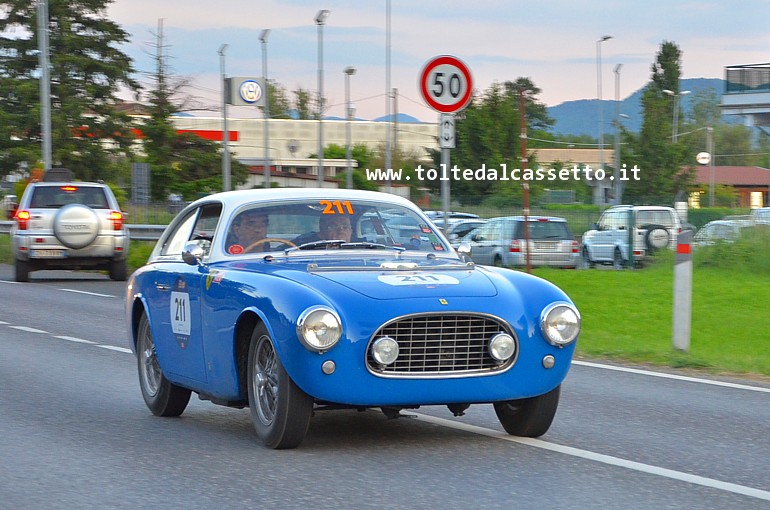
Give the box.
[581,205,682,268]
[11,181,129,282]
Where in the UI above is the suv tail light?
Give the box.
[15,210,30,230]
[110,211,124,230]
[571,240,579,253]
[509,239,521,253]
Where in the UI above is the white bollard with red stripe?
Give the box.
[672,230,692,352]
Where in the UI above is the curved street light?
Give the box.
[315,9,330,188]
[663,89,691,143]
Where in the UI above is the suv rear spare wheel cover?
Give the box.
[644,225,670,251]
[53,203,100,249]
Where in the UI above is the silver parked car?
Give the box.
[693,220,746,247]
[462,216,579,268]
[10,180,129,282]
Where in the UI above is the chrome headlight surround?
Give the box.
[297,306,342,353]
[540,302,581,347]
[371,336,400,365]
[488,333,516,362]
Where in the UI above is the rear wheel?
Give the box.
[109,259,127,281]
[15,258,30,282]
[641,224,670,253]
[247,324,313,449]
[137,312,191,416]
[493,256,503,267]
[494,385,561,437]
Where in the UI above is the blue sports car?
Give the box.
[126,189,581,449]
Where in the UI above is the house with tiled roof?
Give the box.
[691,166,770,208]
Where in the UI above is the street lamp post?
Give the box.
[663,89,691,143]
[38,0,52,171]
[315,9,330,188]
[344,66,356,189]
[596,35,612,205]
[260,29,271,188]
[613,63,623,204]
[218,43,230,192]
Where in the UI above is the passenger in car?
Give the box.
[293,214,353,245]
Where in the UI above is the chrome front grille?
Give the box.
[366,313,516,377]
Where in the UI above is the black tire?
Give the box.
[494,385,561,437]
[247,324,313,449]
[136,312,191,417]
[15,258,30,282]
[641,224,670,253]
[613,248,624,270]
[580,246,594,269]
[109,259,127,281]
[493,256,503,267]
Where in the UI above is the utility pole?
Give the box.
[37,0,52,170]
[519,90,531,274]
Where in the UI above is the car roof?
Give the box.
[188,188,419,212]
[487,215,568,222]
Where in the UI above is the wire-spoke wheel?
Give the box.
[247,324,313,449]
[136,312,191,417]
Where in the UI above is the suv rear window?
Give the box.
[29,186,109,209]
[515,220,572,240]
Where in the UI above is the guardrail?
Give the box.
[0,221,166,241]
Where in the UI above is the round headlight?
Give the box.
[488,333,516,362]
[371,336,399,365]
[540,303,581,347]
[297,307,342,352]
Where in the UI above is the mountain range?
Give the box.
[364,78,731,137]
[546,77,729,137]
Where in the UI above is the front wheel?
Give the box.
[493,385,561,437]
[613,248,625,270]
[136,312,191,416]
[247,324,313,449]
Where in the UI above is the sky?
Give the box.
[105,0,770,122]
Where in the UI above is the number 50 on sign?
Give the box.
[419,55,473,114]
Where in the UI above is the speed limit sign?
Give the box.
[419,55,473,113]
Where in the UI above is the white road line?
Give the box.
[0,321,9,325]
[96,345,132,354]
[409,412,770,502]
[9,326,49,334]
[58,289,116,298]
[54,335,96,345]
[572,360,770,393]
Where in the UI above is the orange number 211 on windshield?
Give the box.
[320,200,354,215]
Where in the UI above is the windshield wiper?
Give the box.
[286,240,406,253]
[339,241,405,252]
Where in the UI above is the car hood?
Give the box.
[236,254,499,300]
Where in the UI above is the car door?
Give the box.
[469,219,501,265]
[145,203,222,384]
[590,210,617,261]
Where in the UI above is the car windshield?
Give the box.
[224,198,449,255]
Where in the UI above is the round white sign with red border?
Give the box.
[419,55,473,114]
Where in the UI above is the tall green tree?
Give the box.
[625,41,691,202]
[0,0,140,181]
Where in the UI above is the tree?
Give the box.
[0,0,140,181]
[624,41,691,203]
[140,20,247,200]
[432,78,553,203]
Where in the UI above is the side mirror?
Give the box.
[182,241,205,266]
[457,242,472,261]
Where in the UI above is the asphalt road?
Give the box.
[1,265,769,510]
